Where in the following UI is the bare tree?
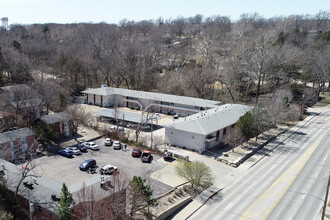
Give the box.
[65,104,94,141]
[74,171,129,219]
[224,127,247,150]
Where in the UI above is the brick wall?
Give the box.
[48,121,73,138]
[0,134,36,162]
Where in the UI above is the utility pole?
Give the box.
[28,190,34,220]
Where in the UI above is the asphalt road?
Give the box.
[189,105,330,220]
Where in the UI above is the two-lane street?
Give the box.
[190,106,330,220]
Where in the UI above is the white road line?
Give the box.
[225,202,234,210]
[314,171,319,178]
[301,193,306,200]
[323,155,328,161]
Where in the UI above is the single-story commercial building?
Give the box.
[164,104,252,152]
[0,128,36,161]
[81,85,220,117]
[41,112,72,137]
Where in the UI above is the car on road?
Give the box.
[84,142,99,150]
[141,151,151,163]
[66,147,82,155]
[76,144,87,152]
[113,141,121,150]
[131,148,141,157]
[105,138,112,146]
[99,164,118,175]
[58,149,73,158]
[79,159,96,171]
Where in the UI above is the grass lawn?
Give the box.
[315,92,330,107]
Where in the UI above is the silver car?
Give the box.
[66,147,81,155]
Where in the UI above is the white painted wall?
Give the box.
[165,128,206,152]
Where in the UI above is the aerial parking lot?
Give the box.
[33,138,167,187]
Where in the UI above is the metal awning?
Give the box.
[94,109,150,123]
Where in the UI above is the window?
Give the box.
[223,128,227,135]
[171,132,173,135]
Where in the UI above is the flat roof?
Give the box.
[164,104,253,135]
[82,86,220,108]
[94,109,150,123]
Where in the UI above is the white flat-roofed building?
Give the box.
[81,85,220,117]
[164,104,252,152]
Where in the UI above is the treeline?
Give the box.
[0,11,329,103]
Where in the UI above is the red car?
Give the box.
[132,148,141,157]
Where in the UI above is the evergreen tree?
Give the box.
[56,183,74,220]
[34,120,58,145]
[128,176,157,219]
[237,111,256,138]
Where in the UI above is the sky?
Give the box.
[0,0,329,25]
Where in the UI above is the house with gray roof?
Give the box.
[164,104,252,152]
[0,128,36,161]
[81,85,220,117]
[41,112,72,137]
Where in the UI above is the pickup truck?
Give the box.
[141,151,151,163]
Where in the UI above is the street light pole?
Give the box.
[151,119,153,150]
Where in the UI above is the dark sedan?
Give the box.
[76,144,87,152]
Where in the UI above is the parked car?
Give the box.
[76,144,87,152]
[66,147,82,155]
[109,126,117,131]
[99,164,117,175]
[84,142,99,150]
[113,141,121,150]
[141,151,151,163]
[131,148,141,157]
[141,125,151,130]
[89,143,99,151]
[163,151,173,161]
[118,127,124,132]
[83,142,93,148]
[104,138,112,146]
[79,159,96,171]
[58,149,73,158]
[173,114,179,119]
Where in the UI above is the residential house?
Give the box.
[81,85,220,116]
[0,128,36,161]
[41,112,72,137]
[164,104,252,152]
